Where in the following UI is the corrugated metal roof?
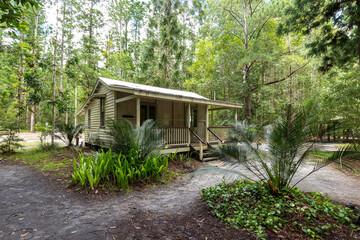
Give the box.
[99,77,208,100]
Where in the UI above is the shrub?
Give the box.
[71,149,168,189]
[216,106,356,193]
[35,122,47,132]
[0,122,23,153]
[56,123,83,147]
[109,119,163,163]
[38,130,59,151]
[202,180,359,239]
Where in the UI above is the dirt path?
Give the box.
[0,163,224,240]
[0,161,359,239]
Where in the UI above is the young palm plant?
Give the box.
[109,119,164,163]
[217,107,355,194]
[56,123,83,147]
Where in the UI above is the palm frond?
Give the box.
[109,119,163,163]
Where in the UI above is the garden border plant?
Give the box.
[202,179,359,239]
[202,104,360,238]
[71,149,169,189]
[71,119,169,190]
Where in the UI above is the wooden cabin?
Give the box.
[78,77,242,161]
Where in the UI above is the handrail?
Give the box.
[160,126,189,146]
[207,127,223,143]
[189,128,205,144]
[208,126,231,129]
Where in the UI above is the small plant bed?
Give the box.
[71,150,173,191]
[202,180,360,239]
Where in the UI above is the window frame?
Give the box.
[88,109,91,128]
[100,98,105,127]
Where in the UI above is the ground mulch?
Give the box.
[111,199,360,240]
[113,200,254,240]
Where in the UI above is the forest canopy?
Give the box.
[0,0,359,136]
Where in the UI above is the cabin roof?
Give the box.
[99,77,208,101]
[78,77,242,114]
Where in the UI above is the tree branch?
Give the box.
[250,61,310,92]
[223,7,245,28]
[252,17,270,40]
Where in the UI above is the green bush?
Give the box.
[38,131,59,151]
[56,123,83,147]
[35,122,47,132]
[0,122,23,153]
[216,105,356,193]
[71,149,168,189]
[109,119,163,163]
[202,180,359,239]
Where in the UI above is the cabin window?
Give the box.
[88,109,91,128]
[100,98,105,127]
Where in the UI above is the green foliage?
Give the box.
[56,123,83,147]
[0,0,40,30]
[71,149,168,189]
[109,119,163,163]
[280,0,360,69]
[216,105,356,192]
[0,122,23,153]
[202,180,359,239]
[38,131,59,151]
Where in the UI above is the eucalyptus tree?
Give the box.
[217,0,310,120]
[75,0,104,92]
[23,2,46,132]
[141,0,203,88]
[129,0,146,66]
[59,0,76,124]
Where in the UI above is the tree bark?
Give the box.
[52,5,59,144]
[243,64,252,120]
[29,8,39,133]
[245,90,252,120]
[74,85,78,126]
[17,30,24,131]
[59,1,66,124]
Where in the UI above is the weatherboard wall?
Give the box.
[84,83,115,147]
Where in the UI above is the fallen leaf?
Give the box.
[71,230,77,234]
[110,226,116,229]
[19,218,24,221]
[20,232,29,238]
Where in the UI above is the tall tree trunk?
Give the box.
[243,65,252,120]
[52,6,59,144]
[74,85,78,126]
[30,8,39,133]
[164,0,172,85]
[106,35,110,70]
[17,31,24,132]
[245,91,252,120]
[59,1,66,124]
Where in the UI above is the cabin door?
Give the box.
[140,104,156,125]
[190,107,198,142]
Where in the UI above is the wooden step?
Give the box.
[202,156,219,162]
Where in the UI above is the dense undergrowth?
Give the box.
[71,149,169,189]
[202,180,359,239]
